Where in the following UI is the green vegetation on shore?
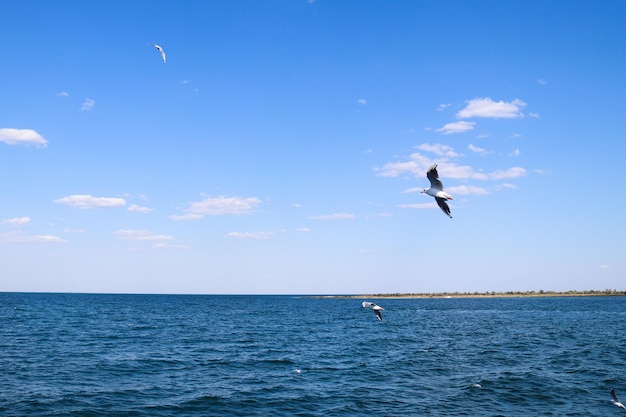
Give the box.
[326,289,626,299]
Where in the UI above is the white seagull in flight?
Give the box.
[421,164,454,218]
[150,44,166,63]
[611,388,626,409]
[362,302,384,321]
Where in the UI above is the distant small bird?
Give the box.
[362,301,384,321]
[150,43,166,63]
[421,164,453,218]
[611,388,626,409]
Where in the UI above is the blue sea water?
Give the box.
[1,293,625,416]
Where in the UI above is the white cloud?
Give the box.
[80,98,95,111]
[489,167,526,180]
[57,91,69,97]
[0,231,66,244]
[376,212,393,218]
[309,213,355,220]
[416,143,459,157]
[436,103,451,111]
[509,148,521,156]
[113,229,175,243]
[457,97,526,119]
[0,128,48,147]
[55,194,126,209]
[375,148,474,180]
[1,216,31,226]
[376,147,526,182]
[446,185,490,195]
[128,204,154,213]
[537,79,547,85]
[170,196,261,221]
[226,231,274,240]
[468,144,493,156]
[296,227,311,232]
[357,99,367,105]
[399,202,437,210]
[435,121,475,135]
[496,183,518,191]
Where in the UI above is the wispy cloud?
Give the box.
[446,185,490,195]
[170,195,261,221]
[296,227,311,232]
[80,98,95,111]
[357,98,367,105]
[436,103,451,111]
[0,128,48,147]
[55,194,126,209]
[435,121,475,135]
[226,231,274,240]
[375,144,526,182]
[309,213,355,220]
[114,229,187,249]
[114,229,175,243]
[489,167,526,180]
[457,97,526,119]
[399,202,437,210]
[375,145,474,179]
[1,216,31,226]
[63,228,86,233]
[416,143,459,157]
[56,91,69,97]
[128,204,154,213]
[468,144,493,156]
[0,231,66,244]
[495,183,518,191]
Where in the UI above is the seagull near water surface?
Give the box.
[149,43,166,63]
[421,164,454,218]
[362,302,384,321]
[612,388,626,410]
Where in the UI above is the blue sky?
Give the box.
[2,0,625,294]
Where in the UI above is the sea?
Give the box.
[1,293,625,416]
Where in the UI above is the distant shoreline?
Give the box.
[317,290,626,299]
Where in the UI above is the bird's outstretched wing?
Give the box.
[150,44,166,63]
[612,389,626,409]
[374,310,383,321]
[435,197,452,218]
[612,389,620,403]
[426,164,443,189]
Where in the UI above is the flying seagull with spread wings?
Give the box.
[421,164,454,218]
[150,44,166,63]
[612,388,626,410]
[362,302,384,321]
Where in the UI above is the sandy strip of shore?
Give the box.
[315,291,625,299]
